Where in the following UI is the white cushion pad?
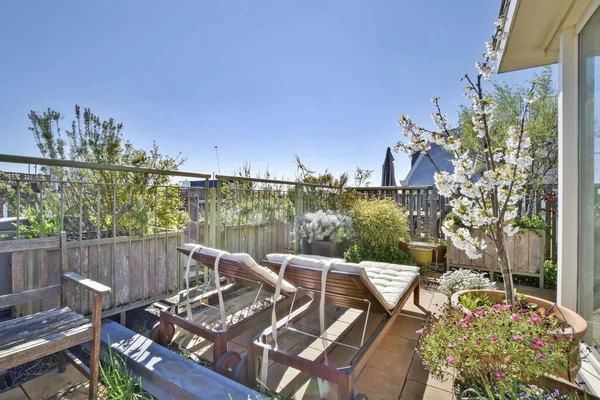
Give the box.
[184,245,296,293]
[359,261,419,310]
[267,253,419,310]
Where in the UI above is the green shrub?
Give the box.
[514,214,551,230]
[344,243,415,265]
[349,197,408,250]
[13,205,61,239]
[544,260,557,289]
[459,292,492,311]
[417,303,573,391]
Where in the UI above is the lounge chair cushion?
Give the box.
[359,261,419,310]
[266,253,419,310]
[184,245,296,293]
[265,253,335,270]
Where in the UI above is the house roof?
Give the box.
[402,143,454,186]
[497,0,596,73]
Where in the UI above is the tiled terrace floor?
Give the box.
[0,365,91,400]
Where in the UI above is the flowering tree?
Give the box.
[394,18,536,305]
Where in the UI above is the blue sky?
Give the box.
[0,1,545,184]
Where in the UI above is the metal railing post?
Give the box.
[294,185,304,254]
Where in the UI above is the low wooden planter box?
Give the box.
[446,229,546,287]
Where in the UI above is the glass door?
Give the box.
[578,6,600,347]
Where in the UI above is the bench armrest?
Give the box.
[63,272,111,296]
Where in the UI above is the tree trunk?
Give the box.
[496,238,515,308]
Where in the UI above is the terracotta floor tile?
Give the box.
[407,356,455,393]
[366,347,412,378]
[377,334,418,358]
[428,292,449,314]
[400,379,454,400]
[355,366,405,400]
[388,315,426,341]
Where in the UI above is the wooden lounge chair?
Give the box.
[247,254,420,400]
[0,232,111,400]
[151,245,297,384]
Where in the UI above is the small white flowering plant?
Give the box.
[394,17,534,306]
[438,269,496,298]
[294,210,352,244]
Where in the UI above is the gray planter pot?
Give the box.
[301,240,346,258]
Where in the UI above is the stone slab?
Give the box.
[21,365,86,400]
[0,387,28,400]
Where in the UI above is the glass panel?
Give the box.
[578,6,600,347]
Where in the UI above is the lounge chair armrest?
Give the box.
[63,272,111,296]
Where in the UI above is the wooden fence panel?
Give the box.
[10,231,184,317]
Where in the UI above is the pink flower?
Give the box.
[493,304,502,309]
[489,335,498,341]
[511,315,521,322]
[512,335,524,341]
[533,344,541,350]
[476,339,482,345]
[465,313,474,321]
[536,353,546,362]
[474,309,484,315]
[533,338,546,346]
[527,316,540,324]
[446,356,458,363]
[416,329,424,335]
[552,334,559,340]
[502,304,512,309]
[483,324,488,329]
[461,323,471,329]
[447,343,456,348]
[496,371,506,378]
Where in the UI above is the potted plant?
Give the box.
[417,302,577,393]
[438,269,496,298]
[449,289,587,381]
[294,210,352,258]
[408,242,437,266]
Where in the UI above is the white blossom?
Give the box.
[438,269,496,297]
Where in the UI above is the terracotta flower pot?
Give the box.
[399,240,410,251]
[450,289,588,381]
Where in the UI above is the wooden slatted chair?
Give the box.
[151,245,297,384]
[0,232,110,399]
[248,255,421,400]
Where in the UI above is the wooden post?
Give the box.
[60,232,68,307]
[88,292,102,399]
[246,342,258,391]
[429,188,437,237]
[59,231,68,373]
[337,372,353,400]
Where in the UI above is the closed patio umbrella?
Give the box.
[381,147,396,186]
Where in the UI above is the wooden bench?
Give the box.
[0,232,110,399]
